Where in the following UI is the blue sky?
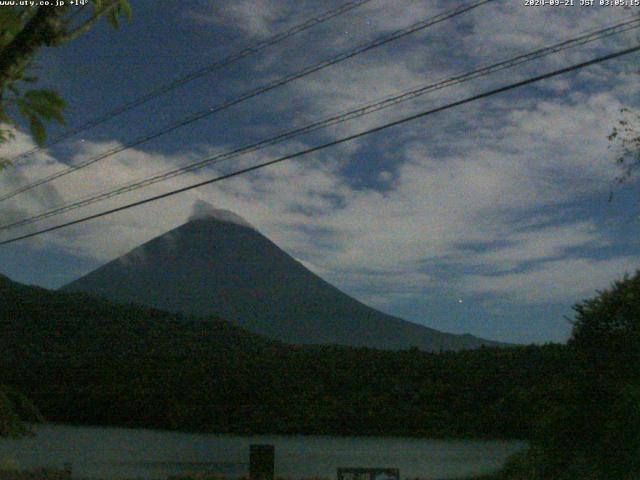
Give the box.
[0,0,639,344]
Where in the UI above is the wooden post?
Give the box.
[250,444,275,480]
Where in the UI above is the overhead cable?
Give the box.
[3,0,375,165]
[0,0,492,203]
[1,44,637,246]
[1,17,637,232]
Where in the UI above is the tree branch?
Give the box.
[57,0,120,43]
[0,6,67,90]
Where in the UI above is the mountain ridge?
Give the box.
[62,207,500,351]
[0,270,564,438]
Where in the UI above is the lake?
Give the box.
[0,424,525,479]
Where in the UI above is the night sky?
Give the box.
[0,0,639,344]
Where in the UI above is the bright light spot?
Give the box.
[457,299,463,304]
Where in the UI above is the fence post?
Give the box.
[250,444,275,480]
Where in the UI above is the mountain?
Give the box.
[0,271,568,438]
[62,202,498,351]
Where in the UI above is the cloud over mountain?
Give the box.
[62,204,498,351]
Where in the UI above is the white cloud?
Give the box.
[2,0,639,342]
[460,256,640,304]
[186,0,286,37]
[456,221,608,272]
[1,79,633,309]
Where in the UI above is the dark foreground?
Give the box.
[0,274,568,439]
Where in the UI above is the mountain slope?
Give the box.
[0,272,568,438]
[62,205,497,351]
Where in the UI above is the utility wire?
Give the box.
[1,44,637,247]
[1,18,637,232]
[0,0,492,203]
[3,0,374,165]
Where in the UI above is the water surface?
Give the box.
[0,424,525,479]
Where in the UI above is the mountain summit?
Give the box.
[63,202,497,351]
[188,200,255,229]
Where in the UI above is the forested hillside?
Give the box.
[1,274,570,438]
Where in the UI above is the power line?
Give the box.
[0,0,492,203]
[4,0,375,165]
[1,44,637,247]
[1,18,637,232]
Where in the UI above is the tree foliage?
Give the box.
[0,384,42,438]
[502,271,640,480]
[566,271,640,479]
[0,273,571,440]
[0,0,131,161]
[0,1,131,434]
[609,108,640,196]
[608,6,639,201]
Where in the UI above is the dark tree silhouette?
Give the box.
[502,271,640,480]
[0,0,130,158]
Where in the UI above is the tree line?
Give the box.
[1,271,638,478]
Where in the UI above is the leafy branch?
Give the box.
[609,107,640,192]
[0,0,131,163]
